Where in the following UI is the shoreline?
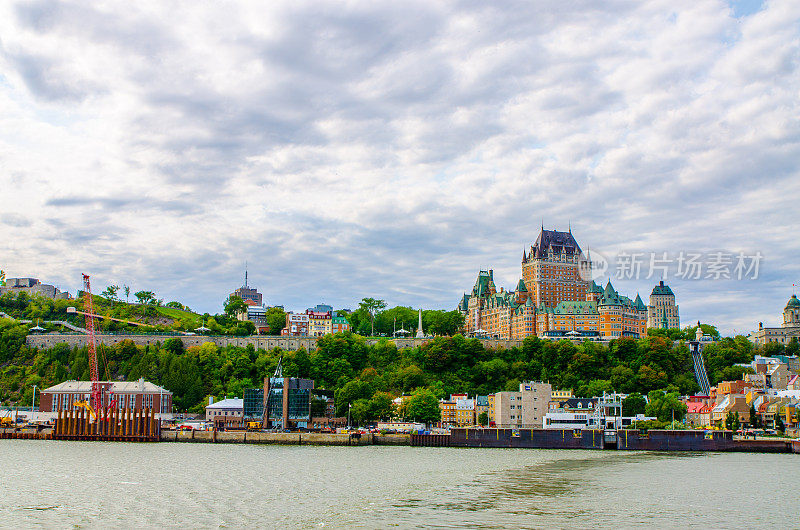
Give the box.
[3,427,799,453]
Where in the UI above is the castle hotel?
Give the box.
[458,228,675,340]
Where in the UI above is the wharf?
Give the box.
[161,430,410,445]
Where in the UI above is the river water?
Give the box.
[0,440,796,528]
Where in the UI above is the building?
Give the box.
[458,228,647,340]
[455,396,476,427]
[647,280,680,329]
[242,377,315,430]
[307,310,332,337]
[331,314,351,333]
[230,270,263,306]
[716,380,752,396]
[753,294,800,346]
[536,281,648,339]
[38,379,173,421]
[474,395,489,425]
[282,308,349,337]
[542,393,645,430]
[206,397,244,429]
[263,377,314,429]
[492,381,552,428]
[522,227,591,307]
[0,277,71,300]
[283,312,310,336]
[550,389,574,402]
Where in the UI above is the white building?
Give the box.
[205,398,243,427]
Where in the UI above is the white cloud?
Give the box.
[0,0,798,334]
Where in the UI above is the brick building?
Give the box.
[38,379,173,421]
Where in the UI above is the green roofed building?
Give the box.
[647,280,680,329]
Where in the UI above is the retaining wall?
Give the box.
[450,428,605,449]
[27,334,522,352]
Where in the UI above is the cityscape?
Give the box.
[2,0,799,528]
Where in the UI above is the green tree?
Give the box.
[622,392,646,416]
[478,411,488,426]
[224,295,247,319]
[725,411,735,430]
[134,290,155,317]
[368,391,394,420]
[358,298,387,336]
[123,285,130,304]
[732,411,740,431]
[749,403,758,427]
[645,391,687,423]
[404,388,440,425]
[101,285,119,301]
[266,307,286,335]
[776,415,785,433]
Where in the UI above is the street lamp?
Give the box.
[347,403,352,430]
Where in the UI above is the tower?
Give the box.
[521,227,590,307]
[416,309,425,338]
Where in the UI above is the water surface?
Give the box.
[0,440,795,528]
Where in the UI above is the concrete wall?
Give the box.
[27,333,523,352]
[450,428,605,449]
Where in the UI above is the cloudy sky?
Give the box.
[1,0,798,334]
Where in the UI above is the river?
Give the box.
[0,440,796,528]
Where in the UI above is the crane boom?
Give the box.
[82,274,102,414]
[261,356,283,429]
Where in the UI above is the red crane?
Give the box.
[82,274,102,414]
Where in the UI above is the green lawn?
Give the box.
[155,306,202,324]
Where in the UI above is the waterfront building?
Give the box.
[647,280,680,329]
[206,397,244,429]
[260,377,314,430]
[39,378,172,421]
[492,381,552,429]
[0,277,71,300]
[542,393,648,430]
[455,396,476,427]
[752,294,800,346]
[458,228,647,340]
[474,395,489,425]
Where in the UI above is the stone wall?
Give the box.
[27,333,523,352]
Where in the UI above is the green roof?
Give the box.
[651,281,674,296]
[786,295,800,309]
[516,279,528,292]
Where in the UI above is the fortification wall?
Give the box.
[27,333,522,352]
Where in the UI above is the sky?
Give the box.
[0,0,798,335]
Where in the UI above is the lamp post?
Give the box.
[347,403,352,430]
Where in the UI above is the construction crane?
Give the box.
[82,274,102,416]
[261,356,283,430]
